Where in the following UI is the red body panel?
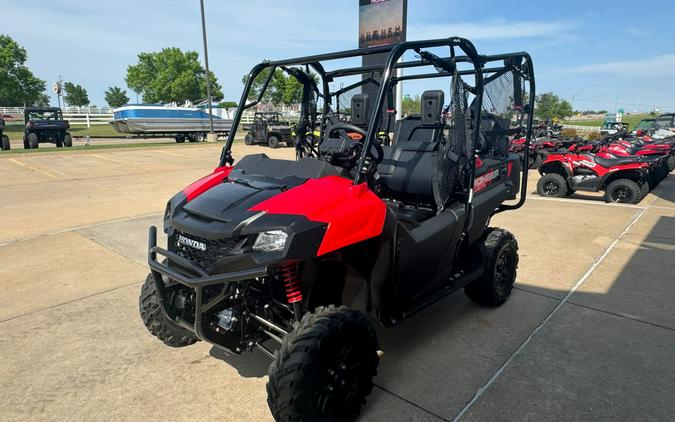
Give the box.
[183,166,233,201]
[249,176,387,256]
[542,153,648,176]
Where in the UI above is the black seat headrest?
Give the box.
[351,94,370,126]
[421,90,444,125]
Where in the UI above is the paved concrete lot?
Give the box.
[1,144,673,421]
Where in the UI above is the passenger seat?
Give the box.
[377,90,445,203]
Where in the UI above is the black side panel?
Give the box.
[468,182,508,244]
[394,209,461,306]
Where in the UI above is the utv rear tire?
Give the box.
[536,173,568,197]
[268,135,280,148]
[28,133,39,149]
[23,136,29,149]
[267,305,379,422]
[1,135,9,151]
[244,133,254,145]
[465,228,519,307]
[139,274,198,348]
[64,133,73,147]
[604,179,641,204]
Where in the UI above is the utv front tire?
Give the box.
[28,133,39,149]
[537,173,568,197]
[1,135,9,151]
[64,133,73,147]
[465,228,519,307]
[244,133,255,145]
[139,274,198,347]
[268,135,280,148]
[267,305,379,422]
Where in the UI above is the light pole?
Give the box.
[570,89,584,118]
[200,0,216,141]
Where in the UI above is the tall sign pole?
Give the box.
[200,0,216,140]
[358,0,407,132]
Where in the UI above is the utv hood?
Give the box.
[166,157,386,260]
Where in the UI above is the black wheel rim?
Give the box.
[494,246,516,296]
[315,337,367,416]
[611,187,633,203]
[543,180,559,195]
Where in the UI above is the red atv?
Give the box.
[139,38,535,420]
[537,146,659,203]
[573,136,672,185]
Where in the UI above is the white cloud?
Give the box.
[571,53,675,79]
[408,19,572,41]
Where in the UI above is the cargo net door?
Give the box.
[434,68,469,211]
[480,60,531,159]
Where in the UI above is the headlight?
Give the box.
[253,230,288,252]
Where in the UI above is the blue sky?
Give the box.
[5,0,675,112]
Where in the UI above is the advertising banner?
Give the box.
[359,0,407,49]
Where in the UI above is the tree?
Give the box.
[218,101,238,108]
[104,86,129,108]
[535,92,573,121]
[126,47,223,104]
[0,34,49,106]
[401,94,421,116]
[241,69,315,106]
[63,82,90,107]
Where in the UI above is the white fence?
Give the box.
[561,124,601,132]
[0,106,114,115]
[1,107,292,127]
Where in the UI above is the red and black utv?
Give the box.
[139,37,535,421]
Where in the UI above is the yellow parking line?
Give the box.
[90,153,122,163]
[8,158,27,167]
[27,158,68,176]
[10,158,59,179]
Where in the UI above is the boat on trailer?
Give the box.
[110,102,233,142]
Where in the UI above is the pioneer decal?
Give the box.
[473,168,500,193]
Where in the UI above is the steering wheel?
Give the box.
[327,123,384,163]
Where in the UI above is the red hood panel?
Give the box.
[183,166,233,201]
[250,176,386,256]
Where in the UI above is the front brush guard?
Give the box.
[147,226,269,342]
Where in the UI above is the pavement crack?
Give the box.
[373,384,450,421]
[565,300,675,333]
[0,212,162,248]
[0,281,138,325]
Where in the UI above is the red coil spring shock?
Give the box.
[280,263,302,304]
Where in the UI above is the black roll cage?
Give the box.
[220,37,535,213]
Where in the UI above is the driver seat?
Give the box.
[377,90,445,204]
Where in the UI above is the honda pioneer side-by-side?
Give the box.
[139,37,535,421]
[23,107,72,149]
[243,112,295,148]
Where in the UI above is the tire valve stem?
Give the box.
[280,263,303,321]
